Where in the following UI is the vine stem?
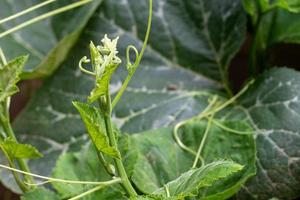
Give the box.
[0,0,57,25]
[0,0,92,38]
[192,115,214,168]
[0,150,28,191]
[103,92,137,197]
[112,0,153,109]
[173,95,218,156]
[68,178,121,200]
[0,48,35,191]
[1,118,36,189]
[0,164,121,185]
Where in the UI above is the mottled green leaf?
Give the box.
[226,68,300,199]
[73,101,119,158]
[21,188,60,200]
[52,144,125,199]
[0,138,42,159]
[0,0,102,78]
[0,56,27,102]
[122,120,255,200]
[154,160,243,198]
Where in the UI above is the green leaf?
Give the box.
[230,68,300,199]
[72,101,119,158]
[242,0,300,20]
[21,188,60,200]
[154,160,243,198]
[0,138,42,159]
[52,144,125,199]
[122,120,256,200]
[253,8,300,55]
[7,0,246,194]
[0,56,27,102]
[0,0,102,78]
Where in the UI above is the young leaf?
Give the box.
[0,56,27,102]
[72,101,120,158]
[0,0,103,79]
[122,121,256,200]
[0,138,42,159]
[21,188,60,200]
[154,160,243,198]
[52,145,125,199]
[87,35,121,103]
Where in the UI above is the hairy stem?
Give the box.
[103,92,137,197]
[1,117,36,189]
[0,150,28,192]
[0,48,35,190]
[0,164,121,185]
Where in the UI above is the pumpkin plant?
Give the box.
[0,0,299,199]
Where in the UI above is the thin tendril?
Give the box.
[192,115,214,168]
[0,0,57,25]
[0,47,7,66]
[0,164,120,185]
[0,0,92,38]
[126,45,139,72]
[164,184,170,197]
[203,79,254,116]
[68,182,119,200]
[173,80,254,158]
[173,96,218,156]
[79,56,95,76]
[211,119,253,135]
[25,180,52,186]
[111,0,153,109]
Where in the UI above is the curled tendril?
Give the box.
[126,45,139,74]
[79,56,95,76]
[173,96,218,158]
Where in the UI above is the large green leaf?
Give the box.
[0,56,27,102]
[122,120,255,200]
[52,145,125,199]
[0,0,102,78]
[227,68,300,199]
